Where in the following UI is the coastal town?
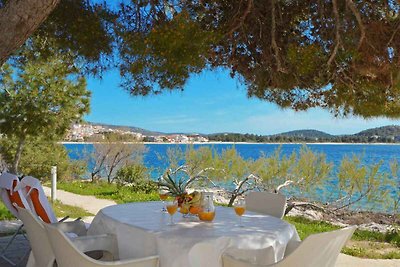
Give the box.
[65,123,209,143]
[64,123,400,144]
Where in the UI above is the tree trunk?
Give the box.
[0,0,60,66]
[228,194,237,207]
[11,138,25,174]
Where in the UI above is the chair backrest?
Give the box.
[222,226,356,267]
[44,223,159,267]
[275,226,356,267]
[16,206,55,267]
[44,223,102,267]
[0,172,30,218]
[17,176,57,223]
[188,237,232,267]
[245,192,286,219]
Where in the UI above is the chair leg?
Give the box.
[0,254,16,266]
[0,224,25,266]
[16,247,31,267]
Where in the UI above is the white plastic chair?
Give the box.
[0,172,31,265]
[0,172,30,217]
[188,237,232,267]
[188,238,276,267]
[17,207,86,267]
[17,206,119,267]
[245,192,287,219]
[44,223,159,267]
[222,226,356,267]
[17,176,90,227]
[16,176,62,223]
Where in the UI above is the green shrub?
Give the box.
[115,164,148,184]
[0,137,86,181]
[115,164,157,193]
[0,201,15,220]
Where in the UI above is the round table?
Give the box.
[88,202,300,267]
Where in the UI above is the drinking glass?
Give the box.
[158,188,168,212]
[234,199,246,227]
[166,199,178,225]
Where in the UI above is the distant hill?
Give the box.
[83,122,400,143]
[355,125,400,138]
[275,129,334,139]
[88,122,164,136]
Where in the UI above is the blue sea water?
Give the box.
[64,143,400,212]
[65,143,400,173]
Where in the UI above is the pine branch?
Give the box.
[328,0,341,67]
[346,0,366,49]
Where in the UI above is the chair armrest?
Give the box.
[59,216,70,222]
[105,255,159,267]
[72,234,118,256]
[52,220,87,236]
[284,240,302,257]
[222,254,265,267]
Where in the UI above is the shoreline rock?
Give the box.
[208,188,399,233]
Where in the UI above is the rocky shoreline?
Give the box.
[211,189,399,233]
[288,205,399,233]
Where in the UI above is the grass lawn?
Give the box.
[57,180,400,259]
[55,180,159,203]
[285,216,400,259]
[0,199,93,221]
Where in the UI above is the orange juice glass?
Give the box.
[234,206,246,216]
[234,199,246,227]
[167,205,177,215]
[158,188,168,212]
[166,200,178,225]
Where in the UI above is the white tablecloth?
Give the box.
[88,202,300,267]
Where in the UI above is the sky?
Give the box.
[86,69,400,135]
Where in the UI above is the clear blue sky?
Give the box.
[85,69,400,135]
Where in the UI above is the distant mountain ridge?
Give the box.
[274,129,335,139]
[355,125,400,137]
[87,122,400,142]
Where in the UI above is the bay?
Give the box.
[65,143,400,173]
[64,143,400,213]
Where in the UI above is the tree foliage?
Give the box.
[115,164,157,193]
[83,136,147,183]
[335,155,389,211]
[115,0,400,117]
[160,145,397,213]
[0,137,85,181]
[3,0,400,117]
[0,47,90,173]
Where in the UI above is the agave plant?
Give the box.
[158,170,203,209]
[158,170,190,197]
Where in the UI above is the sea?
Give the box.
[64,143,400,213]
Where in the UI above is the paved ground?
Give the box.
[0,234,30,267]
[1,187,399,267]
[0,186,116,267]
[42,186,116,215]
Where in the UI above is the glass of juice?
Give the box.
[234,199,246,227]
[158,188,168,212]
[166,199,178,225]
